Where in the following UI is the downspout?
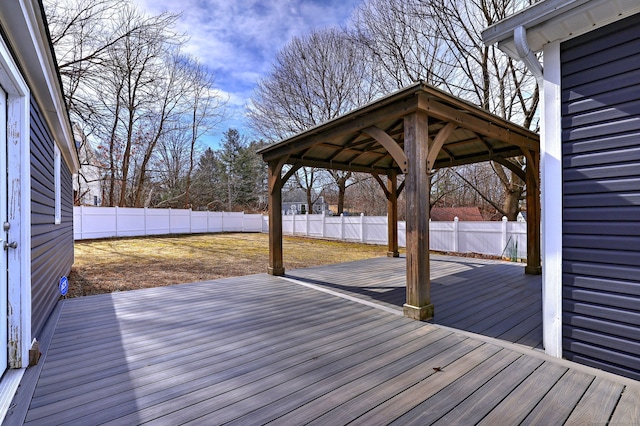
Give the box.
[513,25,563,359]
[513,26,543,83]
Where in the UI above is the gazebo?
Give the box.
[259,82,541,321]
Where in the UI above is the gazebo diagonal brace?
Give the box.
[362,126,408,174]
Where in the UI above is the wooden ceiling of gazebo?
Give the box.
[259,81,541,321]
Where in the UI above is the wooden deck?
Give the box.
[286,254,543,349]
[4,255,640,425]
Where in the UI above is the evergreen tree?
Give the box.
[192,147,225,209]
[192,129,267,211]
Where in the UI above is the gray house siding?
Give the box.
[30,97,74,337]
[561,13,640,380]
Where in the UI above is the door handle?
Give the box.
[4,241,17,250]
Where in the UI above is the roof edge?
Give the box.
[483,0,640,55]
[481,0,589,46]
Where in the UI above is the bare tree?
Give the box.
[249,27,379,141]
[107,8,183,207]
[424,0,538,219]
[154,126,190,201]
[328,171,374,215]
[249,27,381,212]
[350,0,455,91]
[45,0,181,187]
[181,58,226,208]
[46,0,226,208]
[347,0,537,219]
[126,56,224,208]
[345,177,390,217]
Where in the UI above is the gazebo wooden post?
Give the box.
[525,150,542,274]
[268,160,285,276]
[402,110,434,320]
[387,170,399,257]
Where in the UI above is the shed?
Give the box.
[483,0,640,380]
[0,0,79,417]
[259,82,540,321]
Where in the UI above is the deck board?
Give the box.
[345,344,505,425]
[389,349,523,425]
[430,355,544,425]
[115,320,426,425]
[565,377,625,425]
[31,306,387,409]
[5,255,638,426]
[304,339,485,426]
[609,385,640,424]
[226,329,461,426]
[521,369,595,424]
[477,362,569,425]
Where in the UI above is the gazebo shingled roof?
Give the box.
[260,81,541,321]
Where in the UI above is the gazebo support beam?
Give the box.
[387,171,399,257]
[267,159,289,276]
[371,172,400,258]
[524,149,542,274]
[403,111,434,320]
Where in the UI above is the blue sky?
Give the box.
[135,0,362,148]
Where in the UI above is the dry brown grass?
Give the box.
[68,233,400,297]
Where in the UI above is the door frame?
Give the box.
[0,34,32,371]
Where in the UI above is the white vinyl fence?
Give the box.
[264,213,527,260]
[73,206,262,240]
[74,207,527,259]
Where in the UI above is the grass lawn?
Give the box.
[68,233,400,297]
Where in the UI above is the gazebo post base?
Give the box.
[268,266,285,276]
[387,251,400,258]
[403,303,434,321]
[525,265,542,275]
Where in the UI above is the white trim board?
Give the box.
[0,26,32,423]
[540,41,563,359]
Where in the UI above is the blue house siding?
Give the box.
[561,13,640,380]
[30,97,74,337]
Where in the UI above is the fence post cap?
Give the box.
[502,216,508,222]
[454,216,459,222]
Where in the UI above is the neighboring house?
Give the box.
[282,190,329,215]
[0,0,79,418]
[73,124,103,206]
[483,0,640,380]
[430,207,484,222]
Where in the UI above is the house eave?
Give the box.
[0,0,79,173]
[482,0,640,56]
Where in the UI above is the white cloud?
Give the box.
[134,0,361,144]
